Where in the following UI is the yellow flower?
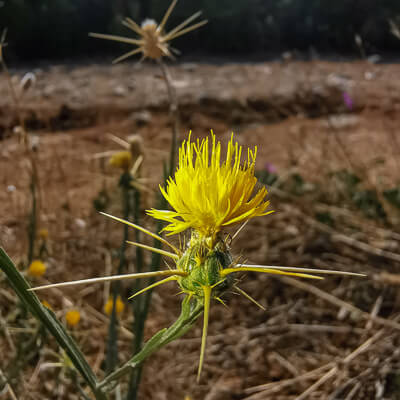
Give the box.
[41,300,52,310]
[65,310,81,327]
[104,295,125,316]
[147,133,273,243]
[89,0,207,63]
[28,260,46,277]
[109,151,132,171]
[38,228,49,240]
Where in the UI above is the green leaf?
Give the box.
[0,248,106,400]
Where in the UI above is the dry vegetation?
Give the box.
[1,60,400,399]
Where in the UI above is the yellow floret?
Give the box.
[28,260,46,277]
[104,295,125,316]
[65,310,81,327]
[109,151,132,171]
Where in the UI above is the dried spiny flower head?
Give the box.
[28,260,46,277]
[65,309,81,327]
[104,295,125,316]
[89,0,207,63]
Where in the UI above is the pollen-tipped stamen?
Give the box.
[128,276,178,300]
[197,285,212,382]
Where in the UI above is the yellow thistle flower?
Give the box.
[28,260,46,277]
[89,0,207,63]
[31,133,365,384]
[109,151,132,171]
[65,309,81,327]
[147,133,273,244]
[104,295,125,316]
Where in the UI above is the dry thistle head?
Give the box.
[65,309,81,327]
[28,260,46,277]
[89,0,207,63]
[104,295,125,316]
[109,150,133,171]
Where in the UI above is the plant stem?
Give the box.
[98,296,203,393]
[157,59,180,176]
[106,173,131,374]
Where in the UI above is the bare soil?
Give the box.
[1,60,400,400]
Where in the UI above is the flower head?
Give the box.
[109,151,132,171]
[65,309,81,327]
[90,0,207,63]
[104,295,125,316]
[148,133,273,243]
[28,260,46,277]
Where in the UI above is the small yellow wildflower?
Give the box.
[148,133,273,243]
[28,260,46,277]
[90,0,207,63]
[104,295,125,316]
[38,228,49,240]
[65,309,81,327]
[41,300,52,310]
[109,151,132,171]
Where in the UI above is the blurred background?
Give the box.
[1,1,400,399]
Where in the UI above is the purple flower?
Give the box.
[265,162,277,174]
[343,92,353,110]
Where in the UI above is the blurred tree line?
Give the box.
[1,0,400,61]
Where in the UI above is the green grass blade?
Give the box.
[0,248,105,399]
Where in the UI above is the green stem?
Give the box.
[157,59,179,176]
[98,296,203,393]
[27,174,37,265]
[106,173,131,374]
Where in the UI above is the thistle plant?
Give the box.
[28,132,364,387]
[89,0,207,64]
[90,0,207,172]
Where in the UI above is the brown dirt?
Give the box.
[1,60,400,400]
